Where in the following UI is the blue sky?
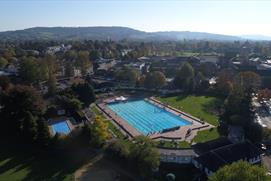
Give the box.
[1,0,271,36]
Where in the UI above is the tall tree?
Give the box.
[36,118,51,147]
[47,72,57,96]
[72,82,95,107]
[144,71,166,89]
[174,62,195,92]
[0,85,44,137]
[22,111,38,143]
[19,57,39,84]
[76,51,91,76]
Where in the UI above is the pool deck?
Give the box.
[97,97,214,142]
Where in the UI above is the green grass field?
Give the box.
[193,128,219,143]
[156,95,222,126]
[156,95,222,142]
[0,145,89,181]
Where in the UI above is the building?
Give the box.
[159,148,197,164]
[200,55,220,64]
[193,140,262,176]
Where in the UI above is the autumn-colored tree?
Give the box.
[234,71,261,94]
[258,88,271,102]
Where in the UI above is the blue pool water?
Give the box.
[107,100,191,135]
[51,120,70,135]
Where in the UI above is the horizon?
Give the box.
[1,0,271,37]
[0,25,269,38]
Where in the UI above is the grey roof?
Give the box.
[159,148,197,157]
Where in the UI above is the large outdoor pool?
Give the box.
[107,100,192,135]
[51,120,71,135]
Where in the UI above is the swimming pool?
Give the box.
[107,100,192,135]
[51,120,71,135]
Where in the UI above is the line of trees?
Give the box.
[219,71,263,142]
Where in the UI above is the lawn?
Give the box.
[0,142,95,181]
[156,95,222,143]
[91,106,125,139]
[193,128,219,143]
[156,95,222,126]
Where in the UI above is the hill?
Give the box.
[0,26,243,41]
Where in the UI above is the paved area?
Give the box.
[98,97,214,141]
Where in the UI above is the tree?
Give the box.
[234,71,261,95]
[19,57,39,84]
[36,118,51,147]
[221,83,263,143]
[37,60,49,81]
[0,85,44,137]
[130,136,160,177]
[76,51,91,76]
[84,116,109,147]
[72,82,95,107]
[106,139,130,159]
[64,50,77,61]
[64,62,74,77]
[174,62,195,92]
[47,72,57,96]
[115,67,139,86]
[22,111,38,143]
[0,57,8,68]
[144,71,166,89]
[209,161,268,181]
[215,69,234,97]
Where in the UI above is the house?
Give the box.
[159,148,197,164]
[193,140,262,176]
[200,55,220,64]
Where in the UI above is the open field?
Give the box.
[156,95,222,126]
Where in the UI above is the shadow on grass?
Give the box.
[0,140,96,181]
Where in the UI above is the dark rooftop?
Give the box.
[192,137,232,155]
[194,141,262,172]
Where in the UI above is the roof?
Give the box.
[192,137,232,155]
[159,148,197,157]
[194,141,262,172]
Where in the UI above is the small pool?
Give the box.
[51,120,71,135]
[107,100,192,135]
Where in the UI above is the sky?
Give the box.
[0,0,271,36]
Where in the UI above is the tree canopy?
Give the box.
[174,62,195,92]
[209,161,268,181]
[144,71,166,89]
